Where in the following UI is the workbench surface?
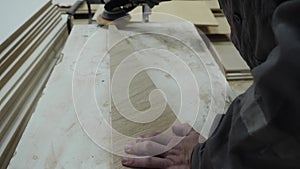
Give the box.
[8,23,234,169]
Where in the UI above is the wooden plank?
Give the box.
[9,23,234,169]
[0,13,63,136]
[118,22,232,136]
[0,12,61,114]
[211,41,252,80]
[212,41,250,73]
[0,9,60,88]
[205,0,221,11]
[0,37,63,169]
[1,18,68,169]
[108,25,178,169]
[152,1,217,26]
[8,25,113,169]
[198,16,230,35]
[226,73,253,81]
[109,23,234,169]
[0,6,57,73]
[207,16,230,34]
[0,1,53,58]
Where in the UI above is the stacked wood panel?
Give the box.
[0,1,68,168]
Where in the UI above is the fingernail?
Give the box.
[121,157,129,165]
[125,144,132,152]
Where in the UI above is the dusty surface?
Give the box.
[229,80,253,96]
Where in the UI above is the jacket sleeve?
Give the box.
[191,1,300,169]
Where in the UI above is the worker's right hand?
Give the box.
[121,123,206,169]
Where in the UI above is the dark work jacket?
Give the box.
[191,0,300,169]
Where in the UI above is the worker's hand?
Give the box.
[121,123,206,169]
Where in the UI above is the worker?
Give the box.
[120,0,300,168]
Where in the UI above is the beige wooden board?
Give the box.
[204,0,220,10]
[0,6,61,152]
[151,1,217,26]
[0,5,56,65]
[0,16,64,136]
[0,1,52,55]
[111,22,234,137]
[7,25,113,169]
[1,28,67,168]
[0,13,61,115]
[0,10,61,91]
[108,25,178,169]
[9,22,234,169]
[226,73,253,81]
[92,1,218,26]
[198,16,230,35]
[1,15,68,169]
[0,28,66,146]
[212,41,250,73]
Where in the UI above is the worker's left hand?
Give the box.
[121,123,206,169]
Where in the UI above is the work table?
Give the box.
[8,22,235,169]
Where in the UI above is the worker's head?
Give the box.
[219,0,288,69]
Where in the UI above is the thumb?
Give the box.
[172,123,193,136]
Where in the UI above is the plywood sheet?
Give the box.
[0,0,50,45]
[205,0,220,10]
[9,23,234,169]
[213,41,250,73]
[1,15,68,169]
[198,16,230,35]
[152,1,217,26]
[8,25,113,169]
[208,16,230,34]
[0,5,56,65]
[108,25,178,169]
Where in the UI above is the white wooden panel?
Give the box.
[0,0,50,45]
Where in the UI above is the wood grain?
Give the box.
[8,22,234,169]
[108,25,177,169]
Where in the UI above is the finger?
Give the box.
[121,157,172,169]
[125,141,167,156]
[154,148,180,158]
[166,136,182,150]
[136,136,144,143]
[172,123,193,136]
[149,133,173,145]
[167,149,181,156]
[136,133,173,146]
[136,132,161,143]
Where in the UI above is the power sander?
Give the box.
[97,0,170,25]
